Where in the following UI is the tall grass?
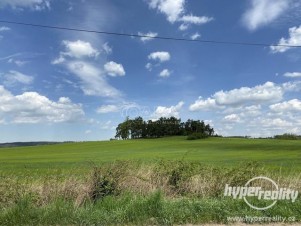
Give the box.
[0,160,300,225]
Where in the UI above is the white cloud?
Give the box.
[148,51,170,62]
[159,69,171,78]
[213,82,283,106]
[53,40,122,98]
[138,31,158,42]
[0,86,84,124]
[178,24,189,31]
[179,14,213,25]
[145,63,153,71]
[62,40,100,59]
[260,118,293,128]
[102,42,112,54]
[0,0,50,10]
[152,101,184,119]
[189,81,299,111]
[241,105,262,117]
[283,72,301,78]
[148,0,213,29]
[242,0,290,31]
[189,97,221,111]
[67,61,121,97]
[0,26,10,32]
[104,61,126,77]
[52,40,100,64]
[52,56,65,65]
[282,81,301,92]
[190,32,201,40]
[2,70,34,86]
[223,114,241,123]
[148,0,185,23]
[97,104,120,114]
[271,26,301,53]
[270,99,301,112]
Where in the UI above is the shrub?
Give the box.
[187,132,209,140]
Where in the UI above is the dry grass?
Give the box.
[1,160,300,208]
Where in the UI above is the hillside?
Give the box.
[1,137,300,173]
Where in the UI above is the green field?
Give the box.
[1,137,301,225]
[1,137,301,174]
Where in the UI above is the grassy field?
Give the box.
[0,137,301,174]
[0,137,301,225]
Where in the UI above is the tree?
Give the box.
[115,116,215,140]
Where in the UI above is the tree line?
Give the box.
[115,116,214,140]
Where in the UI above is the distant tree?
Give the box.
[115,117,131,140]
[115,117,215,140]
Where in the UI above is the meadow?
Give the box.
[0,137,301,225]
[1,137,301,173]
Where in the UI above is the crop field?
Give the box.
[0,137,301,225]
[1,137,301,173]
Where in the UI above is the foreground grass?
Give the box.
[1,192,300,225]
[0,160,300,225]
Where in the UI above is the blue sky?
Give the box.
[0,0,301,142]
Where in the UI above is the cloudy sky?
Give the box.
[0,0,301,142]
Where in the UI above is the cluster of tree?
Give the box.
[274,133,301,140]
[115,116,214,140]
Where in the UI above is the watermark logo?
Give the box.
[121,104,152,118]
[224,176,299,210]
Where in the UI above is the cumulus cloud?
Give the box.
[213,82,283,106]
[242,0,290,31]
[223,114,241,123]
[189,81,301,137]
[152,101,184,119]
[271,26,301,53]
[260,118,293,128]
[270,99,301,112]
[148,51,170,62]
[1,70,34,86]
[148,0,185,23]
[104,61,126,77]
[52,40,99,64]
[96,104,120,114]
[283,72,301,78]
[189,81,301,112]
[147,0,213,29]
[159,69,171,78]
[189,97,221,111]
[0,0,51,10]
[282,81,301,92]
[67,61,121,97]
[0,86,84,124]
[138,31,158,42]
[62,40,99,59]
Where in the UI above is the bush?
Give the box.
[187,132,209,140]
